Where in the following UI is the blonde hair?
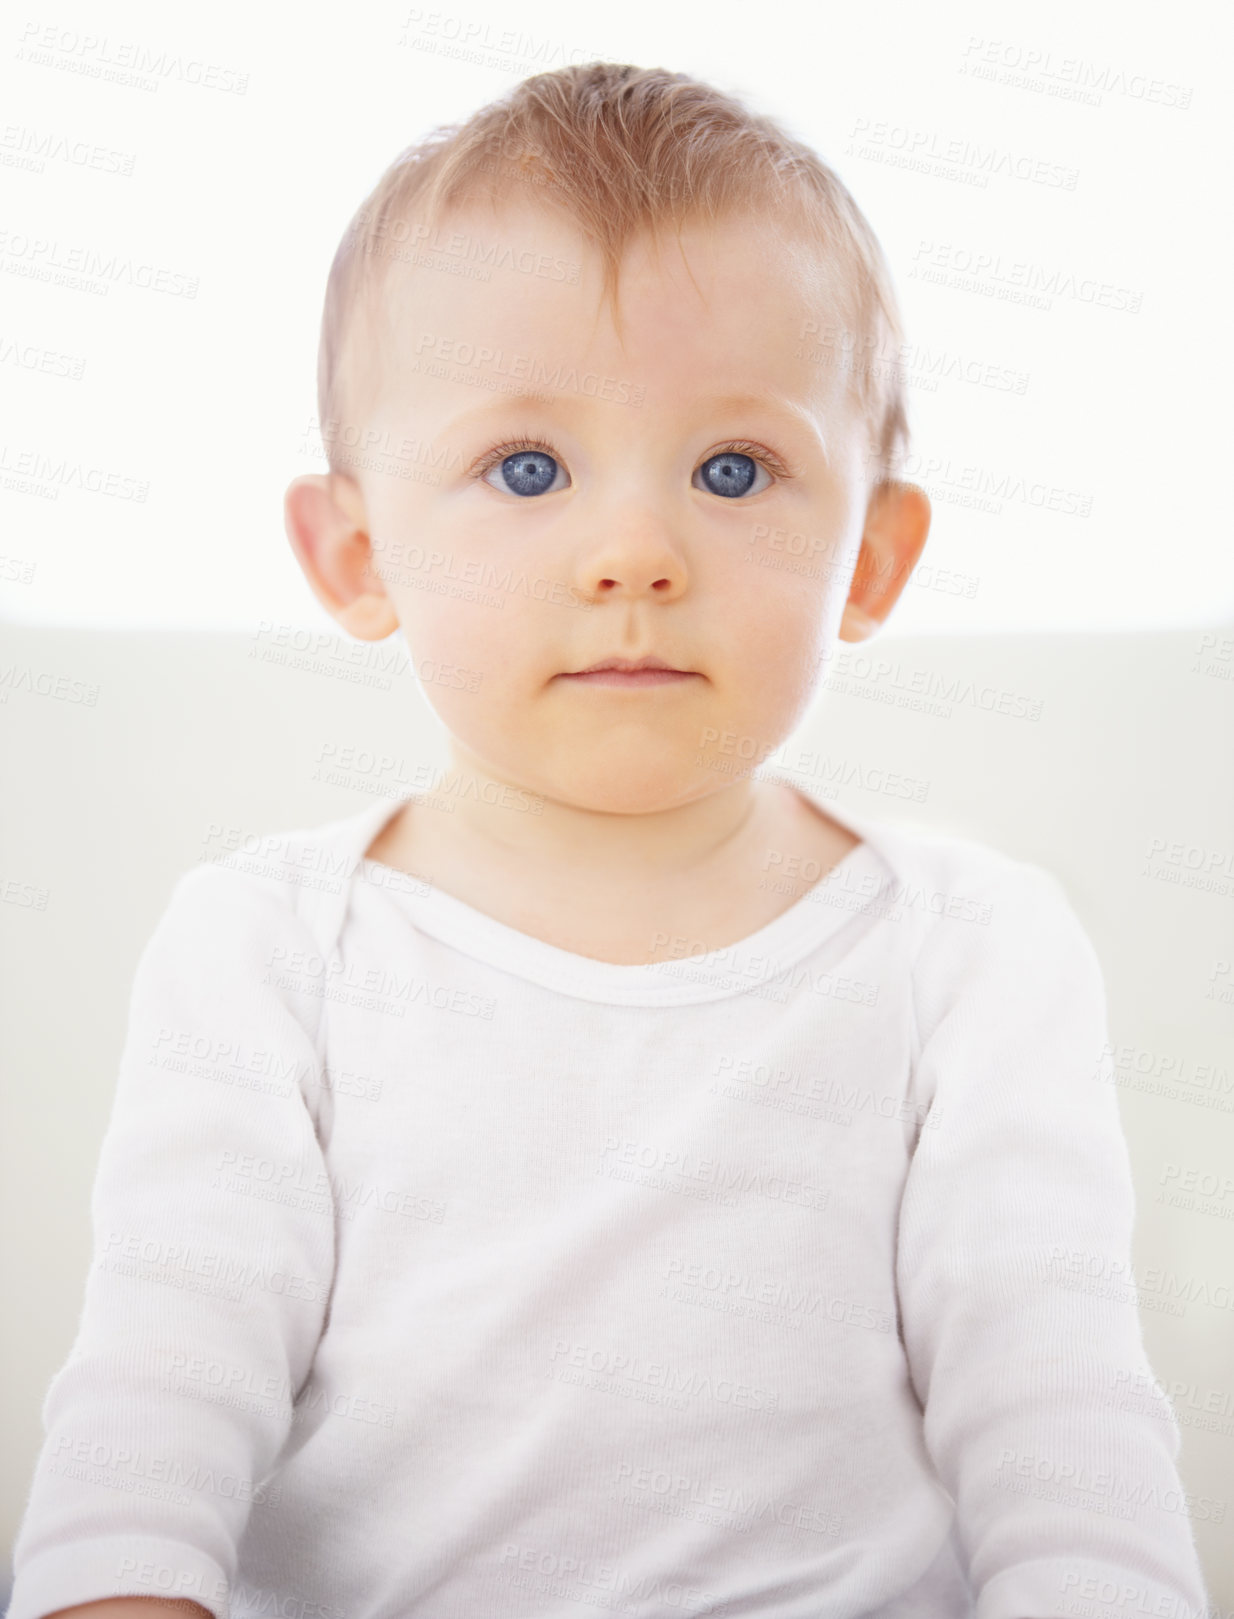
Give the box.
[318,61,909,484]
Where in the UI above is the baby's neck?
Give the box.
[365,778,859,966]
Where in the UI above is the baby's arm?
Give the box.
[896,859,1211,1617]
[7,860,336,1619]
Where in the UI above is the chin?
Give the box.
[534,757,718,816]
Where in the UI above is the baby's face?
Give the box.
[298,203,923,813]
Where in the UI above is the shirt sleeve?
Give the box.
[7,859,337,1619]
[895,855,1214,1619]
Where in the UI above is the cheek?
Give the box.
[395,592,538,730]
[399,595,486,663]
[723,573,828,697]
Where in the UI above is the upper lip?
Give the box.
[569,655,691,674]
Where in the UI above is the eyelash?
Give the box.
[467,433,793,485]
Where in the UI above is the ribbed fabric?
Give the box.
[7,785,1212,1619]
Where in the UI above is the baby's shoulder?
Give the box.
[861,812,1083,964]
[860,817,1109,1068]
[877,815,1066,894]
[160,798,392,958]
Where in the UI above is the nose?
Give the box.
[570,496,690,601]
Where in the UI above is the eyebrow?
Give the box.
[444,393,570,432]
[681,390,831,461]
[703,391,826,441]
[442,388,826,444]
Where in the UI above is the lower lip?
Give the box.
[561,669,699,687]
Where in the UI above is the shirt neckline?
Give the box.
[342,777,898,1007]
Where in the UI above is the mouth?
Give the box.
[557,654,701,688]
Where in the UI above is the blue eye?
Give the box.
[695,451,768,498]
[486,449,564,497]
[477,441,778,498]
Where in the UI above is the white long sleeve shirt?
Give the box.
[7,782,1214,1619]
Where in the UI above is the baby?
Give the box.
[10,62,1212,1619]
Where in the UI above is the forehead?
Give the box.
[360,198,859,436]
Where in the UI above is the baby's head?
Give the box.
[285,62,930,815]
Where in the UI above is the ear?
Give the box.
[282,473,400,641]
[838,480,932,642]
